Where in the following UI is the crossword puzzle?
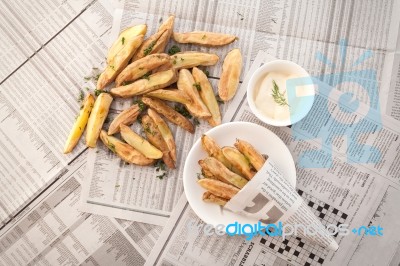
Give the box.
[257,189,349,266]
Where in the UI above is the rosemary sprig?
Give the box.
[271,80,289,106]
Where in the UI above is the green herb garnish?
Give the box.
[121,37,125,45]
[168,45,181,55]
[142,72,151,80]
[94,89,104,96]
[78,90,84,102]
[174,104,192,118]
[215,94,224,104]
[154,160,166,172]
[133,99,145,112]
[202,69,210,77]
[144,41,156,56]
[108,142,116,153]
[193,82,201,91]
[193,118,200,125]
[271,80,289,106]
[201,34,206,40]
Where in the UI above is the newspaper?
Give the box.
[0,153,158,265]
[79,0,260,224]
[145,51,400,266]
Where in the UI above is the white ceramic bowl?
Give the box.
[183,122,296,228]
[246,60,315,127]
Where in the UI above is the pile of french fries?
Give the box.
[63,15,243,171]
[197,135,267,206]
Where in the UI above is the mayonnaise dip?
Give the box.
[254,72,297,121]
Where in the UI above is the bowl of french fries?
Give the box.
[183,122,296,227]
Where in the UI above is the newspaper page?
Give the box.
[0,0,120,228]
[0,152,159,265]
[145,51,400,266]
[80,0,262,224]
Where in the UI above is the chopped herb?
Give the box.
[115,184,120,188]
[202,69,210,77]
[193,118,200,125]
[196,173,202,180]
[144,41,156,56]
[109,65,115,70]
[174,104,192,118]
[157,172,167,179]
[201,34,206,40]
[92,67,99,70]
[172,59,177,65]
[78,90,84,102]
[193,82,201,91]
[108,142,116,153]
[271,80,289,106]
[144,123,155,135]
[138,67,144,70]
[180,57,184,61]
[137,116,142,124]
[121,37,125,45]
[85,87,90,91]
[142,72,151,80]
[94,89,104,96]
[167,45,181,55]
[154,160,166,172]
[121,80,134,86]
[159,17,163,23]
[133,99,145,112]
[215,94,224,104]
[84,76,91,81]
[95,74,100,81]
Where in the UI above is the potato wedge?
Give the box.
[111,69,177,98]
[107,24,147,64]
[97,35,144,90]
[115,53,171,86]
[141,115,175,169]
[146,88,191,105]
[120,124,163,159]
[132,29,167,61]
[177,69,211,118]
[151,15,174,53]
[86,93,113,148]
[199,157,248,188]
[197,179,239,199]
[201,135,233,170]
[108,104,140,135]
[173,31,237,46]
[148,108,177,162]
[202,191,228,206]
[192,67,221,126]
[234,139,266,171]
[222,147,256,180]
[218,48,242,101]
[99,130,154,165]
[64,94,95,153]
[141,97,194,133]
[171,52,219,70]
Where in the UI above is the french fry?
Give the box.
[151,15,175,53]
[192,67,221,126]
[63,94,95,153]
[142,115,175,169]
[201,135,234,170]
[218,48,242,101]
[199,157,248,188]
[173,31,237,46]
[222,146,256,180]
[115,53,171,86]
[141,97,194,133]
[108,104,140,135]
[97,35,144,90]
[146,88,191,105]
[148,108,177,162]
[133,15,175,60]
[107,24,147,64]
[234,139,266,171]
[177,69,211,118]
[171,52,219,70]
[86,93,113,148]
[99,130,155,165]
[110,69,177,98]
[197,179,239,199]
[202,191,228,206]
[120,124,163,159]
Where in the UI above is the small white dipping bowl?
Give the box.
[246,60,315,127]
